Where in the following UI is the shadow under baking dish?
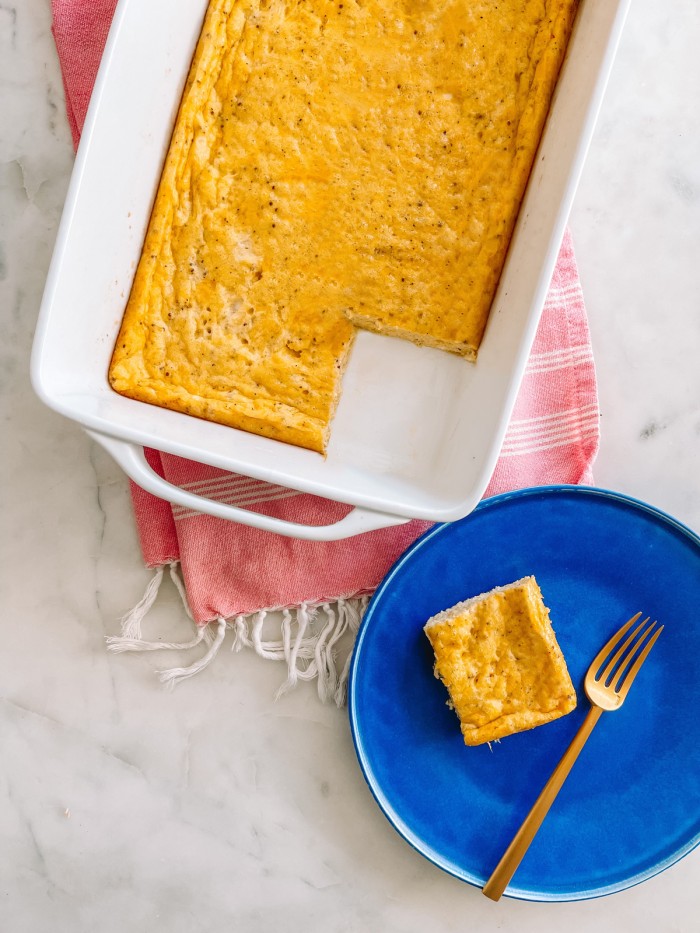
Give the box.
[348,485,700,901]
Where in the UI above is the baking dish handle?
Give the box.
[88,432,411,541]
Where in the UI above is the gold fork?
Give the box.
[482,612,664,901]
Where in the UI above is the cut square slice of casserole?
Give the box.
[424,577,576,746]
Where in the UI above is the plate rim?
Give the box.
[348,483,700,901]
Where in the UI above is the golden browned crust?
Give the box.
[424,577,577,746]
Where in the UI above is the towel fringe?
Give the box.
[115,564,165,641]
[168,561,194,619]
[275,602,313,699]
[106,627,207,654]
[106,562,370,706]
[334,595,369,706]
[158,617,227,688]
[105,561,204,653]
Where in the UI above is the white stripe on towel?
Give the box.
[544,282,584,302]
[180,474,292,497]
[172,488,300,522]
[525,345,594,374]
[501,425,600,457]
[505,403,599,433]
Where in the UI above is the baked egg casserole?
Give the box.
[424,576,577,746]
[109,0,579,452]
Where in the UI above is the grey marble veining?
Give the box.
[1,1,699,930]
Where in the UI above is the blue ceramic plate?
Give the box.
[348,486,700,900]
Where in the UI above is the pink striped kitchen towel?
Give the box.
[51,0,599,703]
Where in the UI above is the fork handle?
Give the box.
[482,706,604,901]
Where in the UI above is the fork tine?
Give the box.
[610,618,658,690]
[589,612,642,678]
[616,624,664,699]
[600,616,649,685]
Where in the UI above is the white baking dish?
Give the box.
[32,0,630,540]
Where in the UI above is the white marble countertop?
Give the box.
[2,1,699,930]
